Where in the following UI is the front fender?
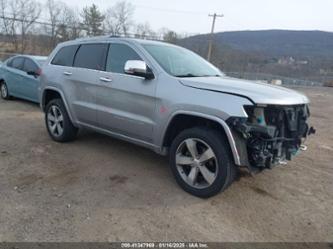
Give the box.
[160,110,241,166]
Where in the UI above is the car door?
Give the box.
[20,58,40,102]
[96,42,157,143]
[69,43,109,126]
[5,57,25,96]
[48,44,79,121]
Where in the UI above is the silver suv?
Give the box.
[39,36,315,198]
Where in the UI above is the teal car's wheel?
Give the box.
[0,81,11,100]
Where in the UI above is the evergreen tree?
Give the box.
[81,4,105,36]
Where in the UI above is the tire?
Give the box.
[45,98,78,142]
[169,127,237,198]
[0,81,11,100]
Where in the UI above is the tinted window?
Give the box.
[106,43,141,74]
[6,58,13,67]
[51,45,79,66]
[11,57,24,70]
[23,59,38,73]
[73,44,108,71]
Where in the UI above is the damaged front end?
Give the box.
[228,105,316,171]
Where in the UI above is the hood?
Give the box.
[180,76,309,105]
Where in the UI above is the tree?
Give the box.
[58,7,83,41]
[135,22,156,39]
[0,0,18,49]
[81,4,105,36]
[161,29,179,44]
[45,0,66,48]
[0,0,41,53]
[105,1,134,35]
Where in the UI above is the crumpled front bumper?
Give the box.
[227,104,316,171]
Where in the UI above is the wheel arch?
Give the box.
[161,111,241,166]
[41,87,75,125]
[0,78,6,85]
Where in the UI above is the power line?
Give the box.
[207,13,223,62]
[0,15,86,31]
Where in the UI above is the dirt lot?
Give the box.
[0,87,332,242]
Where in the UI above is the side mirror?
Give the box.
[124,60,154,80]
[27,69,41,77]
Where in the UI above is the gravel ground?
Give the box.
[0,86,332,242]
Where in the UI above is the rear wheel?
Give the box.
[0,81,10,100]
[45,99,78,142]
[169,127,236,198]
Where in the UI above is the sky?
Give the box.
[47,0,333,34]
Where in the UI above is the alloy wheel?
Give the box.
[47,105,64,137]
[175,138,218,189]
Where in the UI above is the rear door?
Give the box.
[20,58,40,102]
[96,42,157,143]
[69,43,109,126]
[5,57,25,96]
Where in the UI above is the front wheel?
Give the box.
[0,82,11,100]
[169,127,236,198]
[45,99,78,142]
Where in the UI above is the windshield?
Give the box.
[143,44,222,78]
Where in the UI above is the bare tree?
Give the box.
[18,0,41,52]
[57,6,83,42]
[0,0,41,53]
[0,0,19,51]
[45,0,66,48]
[135,22,157,39]
[105,1,134,36]
[158,28,179,43]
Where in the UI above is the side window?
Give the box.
[51,45,79,67]
[73,44,108,71]
[106,43,141,74]
[11,57,24,71]
[23,59,38,73]
[6,58,13,67]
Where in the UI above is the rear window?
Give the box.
[51,45,79,67]
[6,59,13,67]
[73,44,108,71]
[23,59,38,73]
[11,57,24,70]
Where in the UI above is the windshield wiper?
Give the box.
[175,73,201,78]
[202,74,222,77]
[175,73,222,78]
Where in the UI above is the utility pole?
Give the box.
[207,13,223,62]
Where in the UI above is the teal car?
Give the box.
[0,55,47,103]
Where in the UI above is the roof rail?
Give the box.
[75,35,111,41]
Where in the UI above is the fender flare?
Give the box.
[162,111,241,166]
[41,87,75,124]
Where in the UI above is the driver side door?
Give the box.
[96,43,157,143]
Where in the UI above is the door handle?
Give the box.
[100,77,112,83]
[63,71,72,76]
